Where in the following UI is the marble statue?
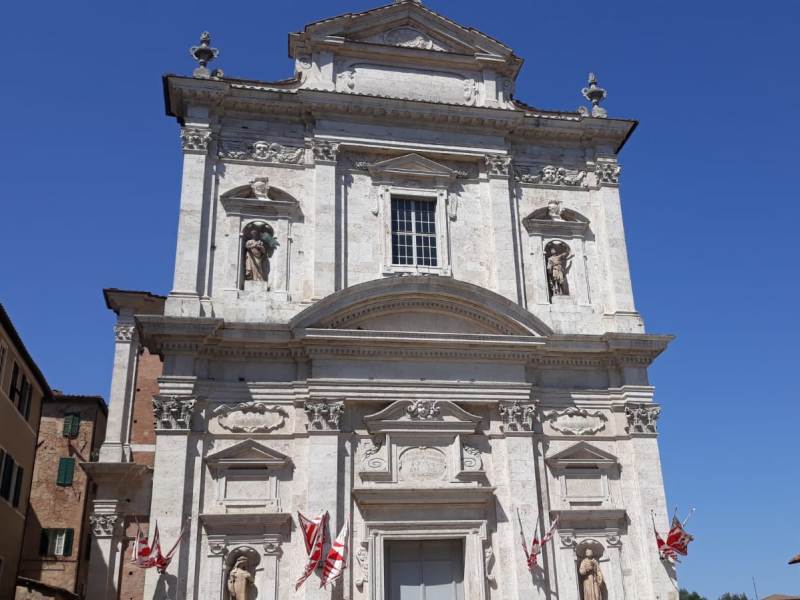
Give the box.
[227,556,254,600]
[243,223,279,284]
[578,548,604,600]
[546,243,573,297]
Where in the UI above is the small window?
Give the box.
[12,466,23,507]
[17,378,31,420]
[8,363,19,403]
[57,458,75,487]
[391,197,438,267]
[0,342,7,381]
[40,529,74,557]
[63,414,81,438]
[0,452,14,500]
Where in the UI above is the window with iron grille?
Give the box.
[391,197,438,267]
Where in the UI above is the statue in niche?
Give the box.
[227,556,254,600]
[545,241,573,298]
[242,221,279,286]
[578,548,604,600]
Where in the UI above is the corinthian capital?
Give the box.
[89,513,120,538]
[485,154,512,177]
[311,140,340,163]
[114,324,136,343]
[153,395,197,431]
[180,127,213,154]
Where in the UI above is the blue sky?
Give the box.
[1,0,798,596]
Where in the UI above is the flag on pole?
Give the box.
[516,508,533,566]
[131,521,159,568]
[320,516,350,588]
[155,521,187,574]
[527,516,559,569]
[653,510,695,563]
[296,511,329,590]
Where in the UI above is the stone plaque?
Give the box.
[399,447,447,482]
[213,403,288,434]
[545,408,607,436]
[565,472,603,498]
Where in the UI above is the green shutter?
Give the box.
[40,530,50,556]
[63,415,78,437]
[57,458,75,486]
[70,415,80,437]
[62,529,74,557]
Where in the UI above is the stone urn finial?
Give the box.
[580,72,608,118]
[190,31,220,79]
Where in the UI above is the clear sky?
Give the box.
[1,0,798,597]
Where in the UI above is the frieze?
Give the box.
[545,407,608,435]
[304,399,344,431]
[181,127,213,153]
[212,403,288,434]
[153,395,197,430]
[515,164,588,187]
[218,139,304,164]
[625,403,660,434]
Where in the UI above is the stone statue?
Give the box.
[578,548,604,600]
[546,243,573,297]
[547,199,564,221]
[250,177,269,200]
[243,222,279,285]
[227,556,254,600]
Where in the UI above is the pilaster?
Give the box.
[311,141,340,300]
[485,154,521,303]
[303,399,344,599]
[166,125,215,317]
[85,506,123,600]
[99,319,139,463]
[144,395,199,600]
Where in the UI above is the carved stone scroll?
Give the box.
[545,407,608,435]
[212,403,289,434]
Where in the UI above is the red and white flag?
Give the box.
[653,510,695,563]
[320,516,350,588]
[296,511,329,590]
[130,520,186,573]
[131,522,160,568]
[527,516,559,569]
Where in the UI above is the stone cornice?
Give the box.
[163,75,636,152]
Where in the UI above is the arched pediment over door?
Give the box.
[290,276,553,337]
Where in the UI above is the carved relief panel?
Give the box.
[357,400,486,487]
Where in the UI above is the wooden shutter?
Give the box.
[62,529,74,557]
[57,458,75,486]
[63,415,81,438]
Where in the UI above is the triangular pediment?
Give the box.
[297,2,516,60]
[364,400,481,434]
[369,153,454,180]
[546,442,618,469]
[205,439,290,468]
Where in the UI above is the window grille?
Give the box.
[391,198,438,267]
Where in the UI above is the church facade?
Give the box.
[85,1,677,599]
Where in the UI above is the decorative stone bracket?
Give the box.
[153,395,197,431]
[304,399,344,431]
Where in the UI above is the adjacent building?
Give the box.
[86,1,678,599]
[0,305,50,600]
[16,393,107,599]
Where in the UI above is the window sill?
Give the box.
[383,265,452,277]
